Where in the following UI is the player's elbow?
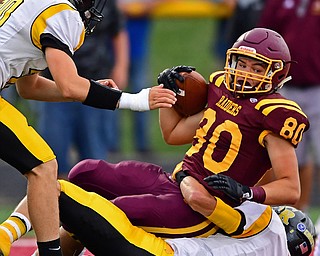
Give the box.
[163,135,177,145]
[162,132,192,145]
[288,188,301,205]
[273,186,300,205]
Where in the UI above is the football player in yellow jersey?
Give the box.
[26,178,314,256]
[0,0,176,255]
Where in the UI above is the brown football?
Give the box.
[174,70,208,117]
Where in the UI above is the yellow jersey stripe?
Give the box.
[209,71,225,85]
[255,98,302,110]
[0,98,55,162]
[140,220,219,237]
[260,105,307,118]
[59,180,174,256]
[74,29,85,51]
[233,206,272,238]
[31,3,76,50]
[258,130,272,147]
[207,197,241,234]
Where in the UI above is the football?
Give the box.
[174,70,208,117]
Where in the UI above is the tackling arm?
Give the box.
[180,176,244,235]
[204,132,301,206]
[16,74,68,102]
[20,47,176,111]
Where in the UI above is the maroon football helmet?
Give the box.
[224,27,292,96]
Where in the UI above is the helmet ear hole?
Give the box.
[69,0,106,35]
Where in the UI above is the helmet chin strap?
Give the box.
[276,76,292,90]
[68,0,75,7]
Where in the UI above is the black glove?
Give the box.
[204,174,252,204]
[175,171,190,185]
[157,65,196,94]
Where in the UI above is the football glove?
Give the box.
[204,174,253,204]
[157,65,195,94]
[175,170,189,185]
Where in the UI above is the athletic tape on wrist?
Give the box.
[118,88,150,111]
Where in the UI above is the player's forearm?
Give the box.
[264,133,300,205]
[261,179,300,205]
[16,74,71,102]
[159,108,201,145]
[180,176,216,216]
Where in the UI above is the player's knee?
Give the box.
[68,159,105,182]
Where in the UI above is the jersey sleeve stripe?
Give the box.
[74,29,85,51]
[209,71,225,85]
[259,105,307,118]
[140,220,219,238]
[255,98,302,110]
[258,130,272,147]
[30,3,76,50]
[233,206,272,238]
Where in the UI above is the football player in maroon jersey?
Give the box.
[65,28,308,239]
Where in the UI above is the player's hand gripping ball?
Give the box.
[158,65,208,117]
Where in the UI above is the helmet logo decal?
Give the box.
[297,223,306,232]
[274,62,282,70]
[238,46,257,54]
[299,242,309,254]
[278,207,295,225]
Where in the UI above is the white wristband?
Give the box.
[118,88,150,111]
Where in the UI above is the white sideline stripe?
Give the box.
[0,226,13,242]
[6,220,21,237]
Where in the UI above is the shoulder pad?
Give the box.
[255,98,309,147]
[209,71,225,87]
[255,98,307,118]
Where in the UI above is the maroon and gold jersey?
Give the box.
[174,71,309,206]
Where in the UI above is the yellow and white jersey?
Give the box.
[0,0,85,89]
[167,201,290,256]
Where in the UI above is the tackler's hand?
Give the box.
[148,85,177,110]
[204,174,252,204]
[157,65,195,94]
[96,79,119,89]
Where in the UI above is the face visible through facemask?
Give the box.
[234,56,268,91]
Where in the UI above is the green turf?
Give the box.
[0,208,12,222]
